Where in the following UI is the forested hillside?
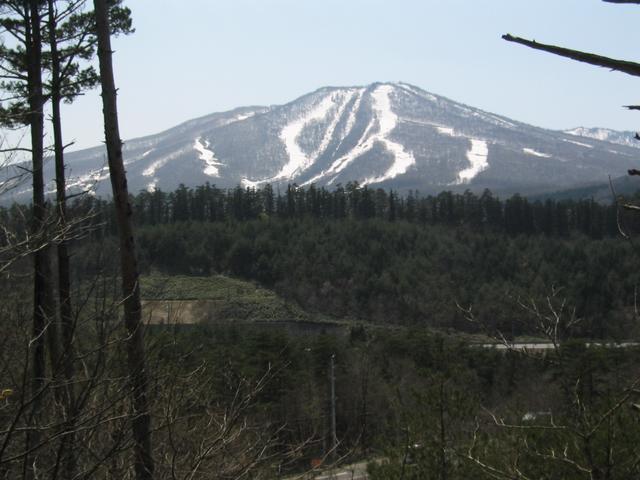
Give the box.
[5,183,638,339]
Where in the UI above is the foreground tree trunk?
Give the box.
[47,2,77,476]
[24,0,56,476]
[93,0,154,478]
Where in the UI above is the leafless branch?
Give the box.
[502,34,640,78]
[609,175,631,240]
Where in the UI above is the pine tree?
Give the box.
[92,0,154,477]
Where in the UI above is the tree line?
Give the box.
[5,181,632,238]
[4,183,621,341]
[127,183,624,238]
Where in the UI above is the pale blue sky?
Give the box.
[58,0,640,151]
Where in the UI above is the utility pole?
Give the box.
[330,354,337,459]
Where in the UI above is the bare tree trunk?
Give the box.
[502,34,640,78]
[27,0,47,389]
[24,1,55,476]
[92,1,155,478]
[47,1,77,476]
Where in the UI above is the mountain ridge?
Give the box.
[563,126,639,150]
[2,81,639,201]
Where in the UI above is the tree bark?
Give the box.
[24,0,55,477]
[502,34,640,78]
[47,1,77,477]
[602,0,640,4]
[92,1,155,478]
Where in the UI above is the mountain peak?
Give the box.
[7,83,638,202]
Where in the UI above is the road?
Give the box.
[477,341,640,351]
[312,461,369,480]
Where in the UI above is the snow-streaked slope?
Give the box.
[457,140,489,184]
[244,89,363,186]
[276,92,350,181]
[11,82,640,204]
[523,148,551,158]
[361,85,416,185]
[304,84,416,186]
[562,139,593,149]
[63,166,110,195]
[565,127,639,149]
[142,146,191,177]
[277,95,336,180]
[194,137,223,177]
[427,122,489,184]
[341,89,365,138]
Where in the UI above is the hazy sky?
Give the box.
[51,0,640,151]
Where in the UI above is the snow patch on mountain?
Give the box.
[124,148,158,167]
[243,90,365,187]
[430,122,489,183]
[343,89,365,136]
[401,117,458,136]
[565,127,639,149]
[233,112,258,123]
[608,149,633,157]
[566,127,610,142]
[457,140,488,184]
[316,90,358,158]
[523,148,551,158]
[306,114,377,185]
[194,137,223,177]
[362,84,416,185]
[303,85,416,186]
[240,177,261,189]
[218,111,260,128]
[331,89,365,155]
[142,147,191,177]
[562,139,593,149]
[66,166,110,194]
[436,126,455,136]
[275,93,339,180]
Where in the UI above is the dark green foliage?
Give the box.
[0,1,133,127]
[151,322,640,478]
[4,183,639,337]
[64,182,640,237]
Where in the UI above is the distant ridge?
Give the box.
[3,82,639,202]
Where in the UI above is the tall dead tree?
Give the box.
[92,0,154,478]
[503,0,640,221]
[502,1,640,129]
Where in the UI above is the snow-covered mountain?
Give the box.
[4,82,640,201]
[564,127,639,149]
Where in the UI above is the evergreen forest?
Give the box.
[9,182,635,339]
[4,181,640,478]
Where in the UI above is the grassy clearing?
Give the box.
[140,274,341,325]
